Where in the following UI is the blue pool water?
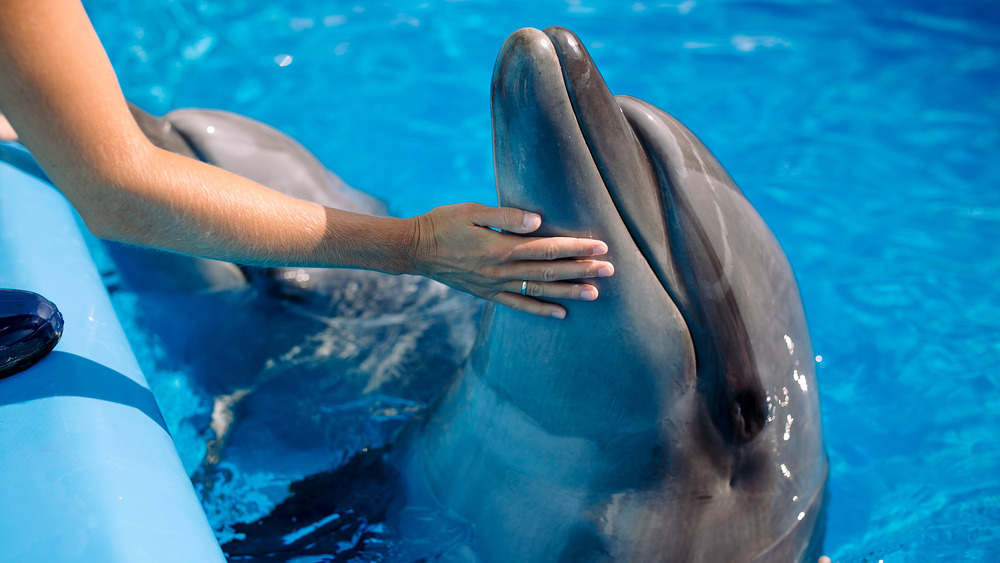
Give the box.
[80,0,999,561]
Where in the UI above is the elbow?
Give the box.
[80,215,117,242]
[69,176,153,245]
[61,143,160,245]
[75,202,132,243]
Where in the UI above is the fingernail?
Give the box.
[598,266,613,277]
[551,309,566,319]
[581,288,598,300]
[592,242,608,255]
[522,213,541,230]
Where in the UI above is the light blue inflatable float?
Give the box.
[0,141,226,562]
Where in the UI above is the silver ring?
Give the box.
[520,280,528,296]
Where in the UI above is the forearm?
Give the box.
[70,143,418,274]
[0,0,615,318]
[0,0,417,275]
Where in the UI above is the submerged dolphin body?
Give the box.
[410,27,828,562]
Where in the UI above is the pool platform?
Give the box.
[0,145,225,562]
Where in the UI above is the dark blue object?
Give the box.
[0,289,63,379]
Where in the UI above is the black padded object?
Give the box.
[0,289,64,379]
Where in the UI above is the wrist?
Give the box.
[401,213,434,277]
[354,214,425,276]
[385,215,422,276]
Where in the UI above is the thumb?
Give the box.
[475,206,542,234]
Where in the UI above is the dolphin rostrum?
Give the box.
[409,26,828,562]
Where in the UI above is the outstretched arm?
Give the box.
[0,0,612,318]
[0,112,15,141]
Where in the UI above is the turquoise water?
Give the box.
[83,0,1000,561]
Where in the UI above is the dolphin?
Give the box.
[406,26,828,562]
[113,26,826,561]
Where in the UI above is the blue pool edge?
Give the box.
[0,152,226,562]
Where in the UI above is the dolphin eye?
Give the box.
[731,389,766,442]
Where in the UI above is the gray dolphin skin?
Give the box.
[120,103,390,295]
[155,108,387,217]
[411,27,828,562]
[129,102,386,216]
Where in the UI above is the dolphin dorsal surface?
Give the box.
[414,27,827,562]
[120,103,390,294]
[162,108,387,217]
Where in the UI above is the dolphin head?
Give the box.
[417,27,827,562]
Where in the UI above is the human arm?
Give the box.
[0,111,15,141]
[0,0,612,318]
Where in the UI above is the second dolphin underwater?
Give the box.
[112,26,827,563]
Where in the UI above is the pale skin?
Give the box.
[0,0,614,319]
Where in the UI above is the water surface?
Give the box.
[83,0,1000,560]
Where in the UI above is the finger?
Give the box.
[510,236,609,260]
[513,280,599,301]
[505,259,614,283]
[492,291,567,319]
[472,205,542,234]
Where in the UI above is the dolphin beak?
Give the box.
[490,27,676,291]
[490,27,610,237]
[540,28,671,265]
[490,27,768,445]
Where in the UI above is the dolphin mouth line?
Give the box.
[524,27,768,446]
[550,45,627,223]
[538,30,668,294]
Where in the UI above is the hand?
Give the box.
[410,203,614,318]
[0,112,18,142]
